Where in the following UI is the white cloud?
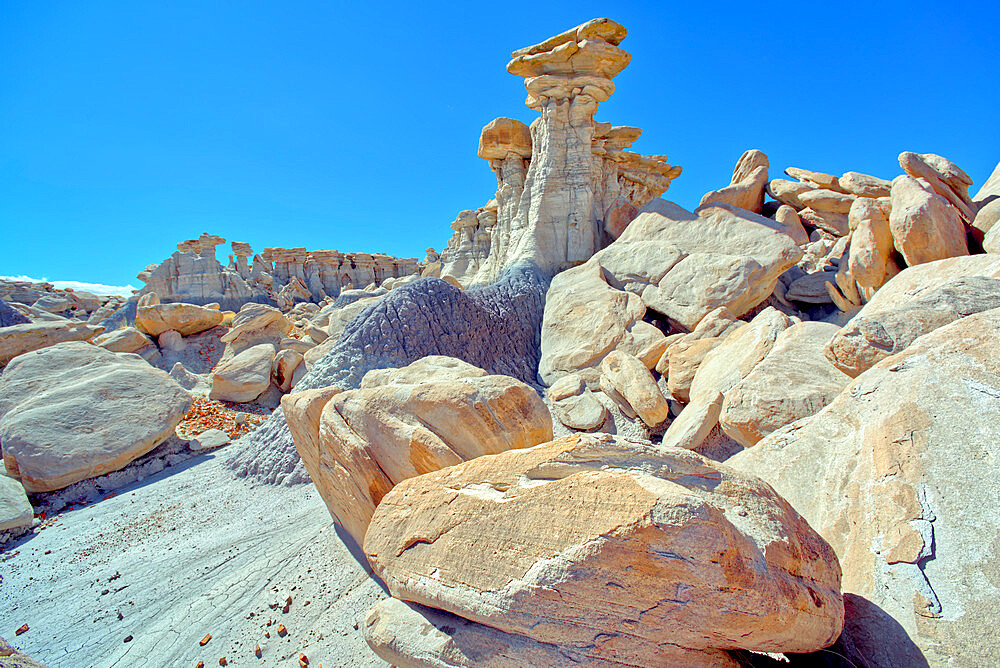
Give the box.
[0,274,137,297]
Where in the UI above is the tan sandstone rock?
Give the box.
[698,149,768,213]
[847,196,894,290]
[365,433,843,660]
[889,175,969,265]
[728,308,1000,666]
[91,327,154,354]
[898,151,975,222]
[284,357,552,546]
[720,322,850,447]
[210,343,276,403]
[135,302,223,337]
[0,474,33,532]
[773,205,809,245]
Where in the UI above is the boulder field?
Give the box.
[2,15,999,668]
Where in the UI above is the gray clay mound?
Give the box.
[225,262,548,485]
[0,299,31,327]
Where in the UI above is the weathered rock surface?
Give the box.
[365,433,843,659]
[228,266,546,486]
[210,343,276,403]
[847,196,895,291]
[898,151,975,222]
[888,175,968,266]
[284,356,551,545]
[825,274,1000,377]
[135,302,223,337]
[720,322,850,447]
[0,321,102,367]
[0,342,190,492]
[363,597,739,668]
[728,307,1000,666]
[0,474,33,532]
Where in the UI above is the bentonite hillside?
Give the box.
[2,16,1000,668]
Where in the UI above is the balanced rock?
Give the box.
[135,302,223,337]
[283,356,552,545]
[0,342,190,492]
[210,343,276,403]
[720,322,850,447]
[91,327,154,354]
[0,321,103,367]
[898,151,975,222]
[729,307,1000,666]
[365,433,843,660]
[698,149,768,214]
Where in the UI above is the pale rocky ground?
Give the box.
[0,454,387,668]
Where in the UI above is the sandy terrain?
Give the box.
[0,449,387,667]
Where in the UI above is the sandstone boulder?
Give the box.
[547,373,608,431]
[0,321,103,368]
[728,307,1000,666]
[773,205,809,245]
[365,433,843,659]
[0,342,191,492]
[847,196,894,291]
[284,356,552,545]
[839,171,891,198]
[720,322,850,447]
[135,302,223,337]
[0,299,31,328]
[898,151,975,222]
[210,343,276,403]
[666,336,725,402]
[598,350,668,426]
[825,274,1000,377]
[219,302,291,360]
[0,474,33,532]
[271,349,304,393]
[888,175,968,266]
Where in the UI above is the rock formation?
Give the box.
[439,19,682,286]
[138,234,420,311]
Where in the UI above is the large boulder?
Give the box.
[598,350,668,426]
[0,342,191,492]
[728,307,1000,666]
[91,326,154,354]
[284,356,552,545]
[225,265,546,487]
[209,343,276,403]
[365,433,843,662]
[825,256,1000,376]
[219,302,291,361]
[720,322,850,447]
[135,302,223,337]
[0,321,103,367]
[698,149,768,214]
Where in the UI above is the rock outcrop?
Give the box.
[439,19,682,286]
[0,342,191,492]
[365,433,843,663]
[138,234,420,311]
[728,307,1000,666]
[284,356,552,545]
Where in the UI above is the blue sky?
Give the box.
[1,1,997,291]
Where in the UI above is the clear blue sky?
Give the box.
[2,0,997,290]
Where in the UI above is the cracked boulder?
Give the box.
[134,301,223,337]
[365,433,843,662]
[727,307,1000,666]
[283,356,552,546]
